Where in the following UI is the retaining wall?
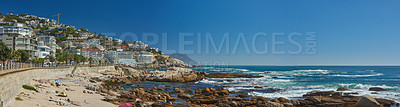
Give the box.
[0,66,115,107]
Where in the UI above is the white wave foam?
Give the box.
[294,69,329,72]
[330,73,383,77]
[236,69,250,72]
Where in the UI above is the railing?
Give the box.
[0,61,116,72]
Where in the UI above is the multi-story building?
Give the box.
[65,47,81,55]
[0,23,34,37]
[37,36,57,56]
[36,41,51,58]
[136,52,153,65]
[104,51,116,63]
[0,23,37,57]
[81,48,103,63]
[117,51,137,65]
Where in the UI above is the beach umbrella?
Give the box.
[118,103,132,107]
[38,80,46,83]
[55,79,62,83]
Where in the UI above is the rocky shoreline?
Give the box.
[11,66,400,107]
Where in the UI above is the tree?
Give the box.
[0,41,12,61]
[48,55,55,63]
[88,57,94,65]
[105,60,108,65]
[98,60,102,65]
[18,50,30,62]
[75,46,81,49]
[81,56,87,65]
[12,51,21,62]
[38,58,45,67]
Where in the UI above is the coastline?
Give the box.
[8,66,400,107]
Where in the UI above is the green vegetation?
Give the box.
[150,48,162,55]
[156,56,164,62]
[0,41,12,61]
[3,14,26,23]
[22,85,38,92]
[103,81,119,85]
[15,97,23,101]
[18,50,30,62]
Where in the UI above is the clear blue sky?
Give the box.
[1,0,400,65]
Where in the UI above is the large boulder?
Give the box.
[355,95,381,107]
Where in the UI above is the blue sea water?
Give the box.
[126,66,400,102]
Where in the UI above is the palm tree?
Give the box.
[88,57,93,66]
[12,51,21,62]
[81,56,87,65]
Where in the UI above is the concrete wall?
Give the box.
[0,66,115,107]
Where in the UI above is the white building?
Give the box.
[136,52,153,65]
[36,41,51,58]
[0,23,34,37]
[37,36,57,56]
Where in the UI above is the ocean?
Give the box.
[124,66,400,103]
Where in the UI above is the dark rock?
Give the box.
[236,94,252,98]
[254,86,263,89]
[337,87,349,91]
[278,97,290,103]
[266,88,279,93]
[355,95,380,107]
[303,91,335,97]
[177,93,191,100]
[369,87,388,91]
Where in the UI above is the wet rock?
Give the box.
[177,93,191,100]
[254,96,267,102]
[337,87,349,91]
[195,88,201,93]
[332,92,343,97]
[369,87,388,91]
[254,86,263,89]
[278,97,290,103]
[174,88,184,93]
[266,88,279,93]
[355,95,380,107]
[207,73,263,78]
[259,101,284,107]
[375,98,396,107]
[306,96,344,104]
[215,88,229,96]
[303,91,335,97]
[236,94,252,98]
[202,88,212,95]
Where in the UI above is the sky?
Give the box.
[1,0,400,65]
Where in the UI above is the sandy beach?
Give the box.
[10,72,116,107]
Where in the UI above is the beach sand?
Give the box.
[10,73,116,107]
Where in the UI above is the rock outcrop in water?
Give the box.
[99,83,398,107]
[110,67,206,82]
[126,55,204,69]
